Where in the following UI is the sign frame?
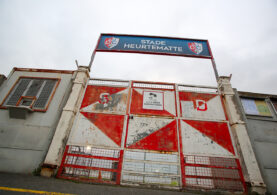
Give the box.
[95,33,213,59]
[142,90,164,111]
[89,33,219,81]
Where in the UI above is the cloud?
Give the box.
[0,0,276,94]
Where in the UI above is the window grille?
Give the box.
[182,155,245,192]
[178,85,218,93]
[133,82,174,90]
[122,150,180,187]
[57,145,122,184]
[89,79,129,87]
[3,77,58,111]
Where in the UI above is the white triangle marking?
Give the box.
[181,120,233,157]
[127,117,173,146]
[68,113,118,148]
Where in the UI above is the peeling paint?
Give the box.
[58,80,246,192]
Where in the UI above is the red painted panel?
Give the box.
[81,112,124,146]
[57,145,123,185]
[130,89,174,117]
[179,91,216,109]
[81,85,127,109]
[183,120,235,155]
[182,155,245,192]
[128,120,178,152]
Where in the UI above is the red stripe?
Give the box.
[57,145,69,177]
[184,163,238,170]
[116,150,124,185]
[66,153,119,161]
[178,119,186,187]
[63,164,119,173]
[236,159,247,193]
[185,175,242,181]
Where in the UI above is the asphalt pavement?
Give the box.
[0,172,202,195]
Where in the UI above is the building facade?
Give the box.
[0,74,6,87]
[0,68,74,173]
[1,67,273,194]
[235,90,277,194]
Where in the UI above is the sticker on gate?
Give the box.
[143,91,164,110]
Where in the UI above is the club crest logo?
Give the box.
[98,93,112,108]
[196,100,207,111]
[104,37,119,49]
[188,42,203,55]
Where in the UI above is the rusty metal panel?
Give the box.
[57,145,124,185]
[81,85,129,115]
[130,88,176,117]
[179,91,226,120]
[126,116,178,152]
[180,119,235,157]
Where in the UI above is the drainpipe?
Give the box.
[41,66,89,177]
[218,76,266,194]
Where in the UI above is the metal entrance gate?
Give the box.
[57,79,246,192]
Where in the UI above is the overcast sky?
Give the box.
[1,0,276,94]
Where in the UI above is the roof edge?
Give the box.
[14,67,75,74]
[238,91,277,99]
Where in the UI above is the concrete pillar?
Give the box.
[41,66,89,177]
[218,76,266,194]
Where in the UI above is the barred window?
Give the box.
[2,77,59,111]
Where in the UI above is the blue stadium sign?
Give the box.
[96,34,212,59]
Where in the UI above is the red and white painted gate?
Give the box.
[57,79,246,192]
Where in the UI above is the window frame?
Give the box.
[0,76,60,112]
[270,99,277,116]
[240,97,273,117]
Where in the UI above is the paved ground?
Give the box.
[0,172,202,195]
